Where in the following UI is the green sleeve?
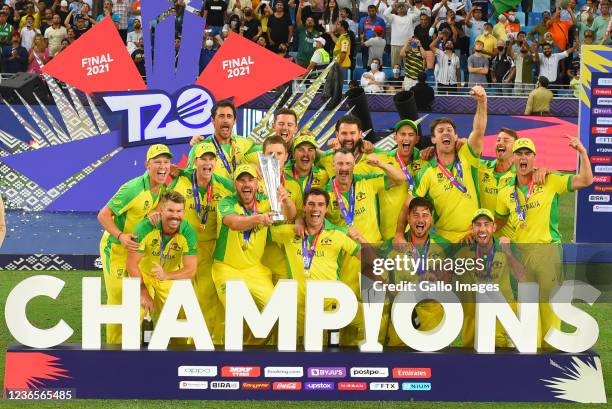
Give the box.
[186,142,201,170]
[218,195,239,218]
[181,222,198,255]
[107,177,143,216]
[134,219,155,253]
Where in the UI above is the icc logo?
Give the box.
[101,85,215,146]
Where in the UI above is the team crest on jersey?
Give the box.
[143,200,150,210]
[436,173,445,182]
[213,193,223,200]
[321,237,333,245]
[151,238,159,246]
[482,173,491,183]
[493,260,503,269]
[186,189,194,197]
[356,192,366,201]
[170,243,182,252]
[533,185,544,194]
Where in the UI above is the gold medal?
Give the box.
[520,221,528,229]
[242,242,249,250]
[199,224,207,232]
[304,269,310,278]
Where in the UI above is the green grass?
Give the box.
[0,192,610,407]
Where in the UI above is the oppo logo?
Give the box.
[178,366,217,377]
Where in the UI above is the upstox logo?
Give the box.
[392,368,432,378]
[178,366,217,377]
[350,367,389,378]
[264,366,303,378]
[221,366,261,378]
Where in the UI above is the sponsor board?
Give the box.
[242,382,270,391]
[402,382,432,391]
[594,175,612,183]
[304,382,335,391]
[591,156,612,163]
[210,381,240,390]
[594,165,612,173]
[595,136,612,144]
[307,367,346,378]
[264,367,303,378]
[178,366,217,377]
[598,78,612,86]
[369,382,399,391]
[596,98,612,106]
[593,204,612,212]
[350,367,389,378]
[179,381,208,390]
[221,366,260,378]
[393,368,432,378]
[595,185,612,192]
[594,88,612,96]
[596,117,612,125]
[338,382,368,391]
[593,107,612,115]
[272,382,302,391]
[589,194,611,202]
[592,127,612,134]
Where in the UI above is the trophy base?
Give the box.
[272,213,285,222]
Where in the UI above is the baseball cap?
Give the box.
[394,119,419,134]
[194,142,216,158]
[293,134,318,150]
[314,37,326,46]
[146,144,173,161]
[513,138,536,154]
[233,164,257,181]
[472,208,494,222]
[373,26,384,34]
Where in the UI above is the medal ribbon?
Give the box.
[302,227,323,271]
[332,178,355,227]
[435,152,467,193]
[293,165,314,195]
[210,137,236,177]
[396,150,415,191]
[476,244,495,280]
[513,178,534,222]
[410,236,430,276]
[241,200,259,245]
[191,171,213,225]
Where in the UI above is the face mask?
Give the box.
[393,68,400,75]
[497,46,504,51]
[370,63,378,71]
[205,39,213,47]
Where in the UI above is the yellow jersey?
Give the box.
[187,136,258,178]
[284,162,330,194]
[317,148,384,177]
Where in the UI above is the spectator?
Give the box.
[0,11,13,53]
[255,34,269,47]
[386,63,405,92]
[400,37,426,90]
[267,1,292,52]
[548,6,575,51]
[199,37,217,73]
[593,2,610,44]
[96,1,120,30]
[66,3,96,30]
[363,24,385,65]
[322,0,340,33]
[413,0,431,17]
[296,2,321,67]
[18,3,40,30]
[360,57,385,92]
[59,37,70,52]
[525,76,553,115]
[560,0,578,22]
[20,15,40,51]
[111,0,129,40]
[410,71,435,111]
[358,4,385,68]
[509,36,535,96]
[414,13,432,48]
[332,19,351,78]
[430,31,460,93]
[227,0,253,20]
[66,27,77,43]
[476,22,497,58]
[534,41,577,86]
[383,1,420,67]
[339,7,358,35]
[577,0,595,41]
[44,14,67,56]
[224,14,242,34]
[304,36,331,76]
[126,17,142,54]
[72,15,90,37]
[491,40,515,95]
[431,0,469,20]
[40,9,53,35]
[242,7,261,40]
[569,69,580,98]
[2,34,28,73]
[27,33,49,74]
[510,30,527,55]
[203,0,228,37]
[541,31,560,53]
[467,39,488,87]
[131,37,145,76]
[505,11,520,37]
[492,14,507,42]
[465,5,485,49]
[528,11,551,43]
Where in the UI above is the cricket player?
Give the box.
[394,85,487,243]
[270,188,363,344]
[455,208,527,348]
[167,142,234,344]
[495,137,593,348]
[285,132,329,194]
[126,191,197,331]
[211,164,295,344]
[98,144,171,344]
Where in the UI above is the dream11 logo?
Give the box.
[101,85,215,146]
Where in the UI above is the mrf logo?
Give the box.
[101,85,215,147]
[221,366,261,378]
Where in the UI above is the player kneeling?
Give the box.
[126,190,198,343]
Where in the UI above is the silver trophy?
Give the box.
[258,153,285,222]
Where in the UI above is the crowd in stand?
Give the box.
[0,0,601,98]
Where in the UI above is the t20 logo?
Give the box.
[102,85,215,146]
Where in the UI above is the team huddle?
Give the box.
[98,86,593,348]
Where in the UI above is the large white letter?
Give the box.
[82,277,140,349]
[360,281,385,352]
[5,275,73,348]
[544,280,601,353]
[391,289,463,352]
[148,280,214,350]
[304,281,358,351]
[225,280,297,351]
[474,283,539,353]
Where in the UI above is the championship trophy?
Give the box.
[258,152,285,222]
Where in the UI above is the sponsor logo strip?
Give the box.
[264,366,303,378]
[272,382,302,391]
[304,382,335,391]
[307,367,346,378]
[178,366,217,377]
[369,382,399,391]
[350,367,389,377]
[338,382,367,391]
[402,382,432,391]
[242,382,270,391]
[179,381,208,390]
[393,368,432,378]
[595,185,612,192]
[210,381,240,390]
[221,366,260,378]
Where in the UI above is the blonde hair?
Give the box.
[32,34,46,53]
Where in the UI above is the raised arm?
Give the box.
[568,136,593,190]
[467,85,487,155]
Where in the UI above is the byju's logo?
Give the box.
[102,85,215,146]
[307,367,346,378]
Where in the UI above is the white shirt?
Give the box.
[434,48,460,85]
[383,7,420,46]
[432,0,471,18]
[537,51,568,83]
[358,0,388,14]
[44,25,67,56]
[20,27,40,51]
[126,29,143,54]
[360,70,386,92]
